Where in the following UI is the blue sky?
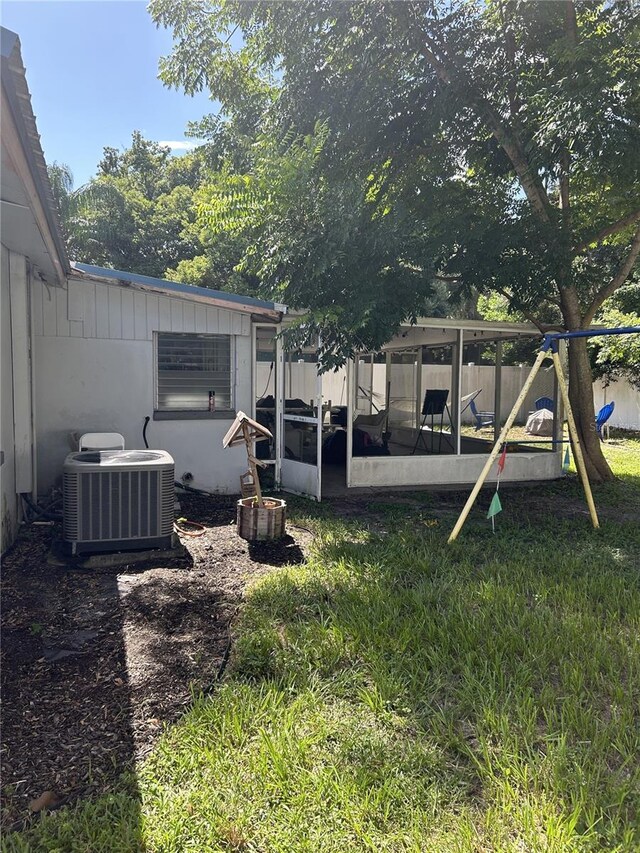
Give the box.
[2,1,217,186]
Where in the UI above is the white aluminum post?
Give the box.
[275,331,284,488]
[453,329,463,455]
[494,340,503,446]
[346,358,354,487]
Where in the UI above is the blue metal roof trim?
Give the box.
[73,263,286,314]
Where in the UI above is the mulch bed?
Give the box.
[0,494,311,831]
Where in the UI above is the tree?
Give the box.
[193,122,448,366]
[589,285,640,391]
[151,0,640,480]
[49,133,237,282]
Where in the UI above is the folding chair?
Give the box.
[596,402,615,440]
[469,399,495,431]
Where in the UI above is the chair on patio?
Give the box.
[596,401,615,440]
[469,399,495,431]
[353,409,388,444]
[535,396,554,411]
[460,389,482,418]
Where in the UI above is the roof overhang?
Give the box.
[1,28,69,282]
[373,317,543,353]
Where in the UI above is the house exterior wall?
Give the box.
[1,245,18,550]
[32,277,255,495]
[1,246,35,551]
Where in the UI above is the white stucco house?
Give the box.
[1,27,286,550]
[33,262,285,496]
[2,27,69,550]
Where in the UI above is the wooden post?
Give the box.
[448,349,548,543]
[242,422,264,507]
[551,350,599,529]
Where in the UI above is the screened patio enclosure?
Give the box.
[253,318,563,500]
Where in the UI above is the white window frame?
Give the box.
[153,331,235,420]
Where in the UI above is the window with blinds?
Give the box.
[156,333,233,412]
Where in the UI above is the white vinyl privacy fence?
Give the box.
[258,361,640,429]
[593,379,640,431]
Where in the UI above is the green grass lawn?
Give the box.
[4,439,640,852]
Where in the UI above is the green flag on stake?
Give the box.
[563,445,571,470]
[487,491,502,518]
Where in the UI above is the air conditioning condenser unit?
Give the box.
[63,450,175,555]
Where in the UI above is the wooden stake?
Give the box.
[242,422,263,507]
[448,349,548,543]
[551,350,599,529]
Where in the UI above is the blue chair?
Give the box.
[596,401,615,440]
[535,396,554,411]
[469,398,495,431]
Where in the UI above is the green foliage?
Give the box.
[149,0,640,367]
[48,132,244,285]
[193,120,446,366]
[589,298,640,390]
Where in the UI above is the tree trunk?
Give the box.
[566,337,615,482]
[559,283,614,483]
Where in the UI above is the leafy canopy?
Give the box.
[150,0,640,367]
[49,132,244,285]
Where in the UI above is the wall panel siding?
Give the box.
[133,292,147,339]
[158,296,172,330]
[83,283,97,338]
[96,286,111,337]
[1,246,18,550]
[41,285,58,336]
[195,307,208,333]
[182,301,196,332]
[146,295,159,339]
[107,287,122,338]
[8,252,34,493]
[232,312,244,335]
[121,290,135,339]
[33,334,254,494]
[67,279,85,322]
[33,278,257,344]
[31,279,44,336]
[170,299,183,332]
[55,285,70,337]
[207,307,221,333]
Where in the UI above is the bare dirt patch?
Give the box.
[0,494,311,831]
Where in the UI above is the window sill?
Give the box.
[153,410,236,421]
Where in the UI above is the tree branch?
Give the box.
[573,209,640,255]
[493,286,565,333]
[434,273,461,282]
[419,37,553,224]
[582,225,640,326]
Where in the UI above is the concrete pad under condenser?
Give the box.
[47,534,188,569]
